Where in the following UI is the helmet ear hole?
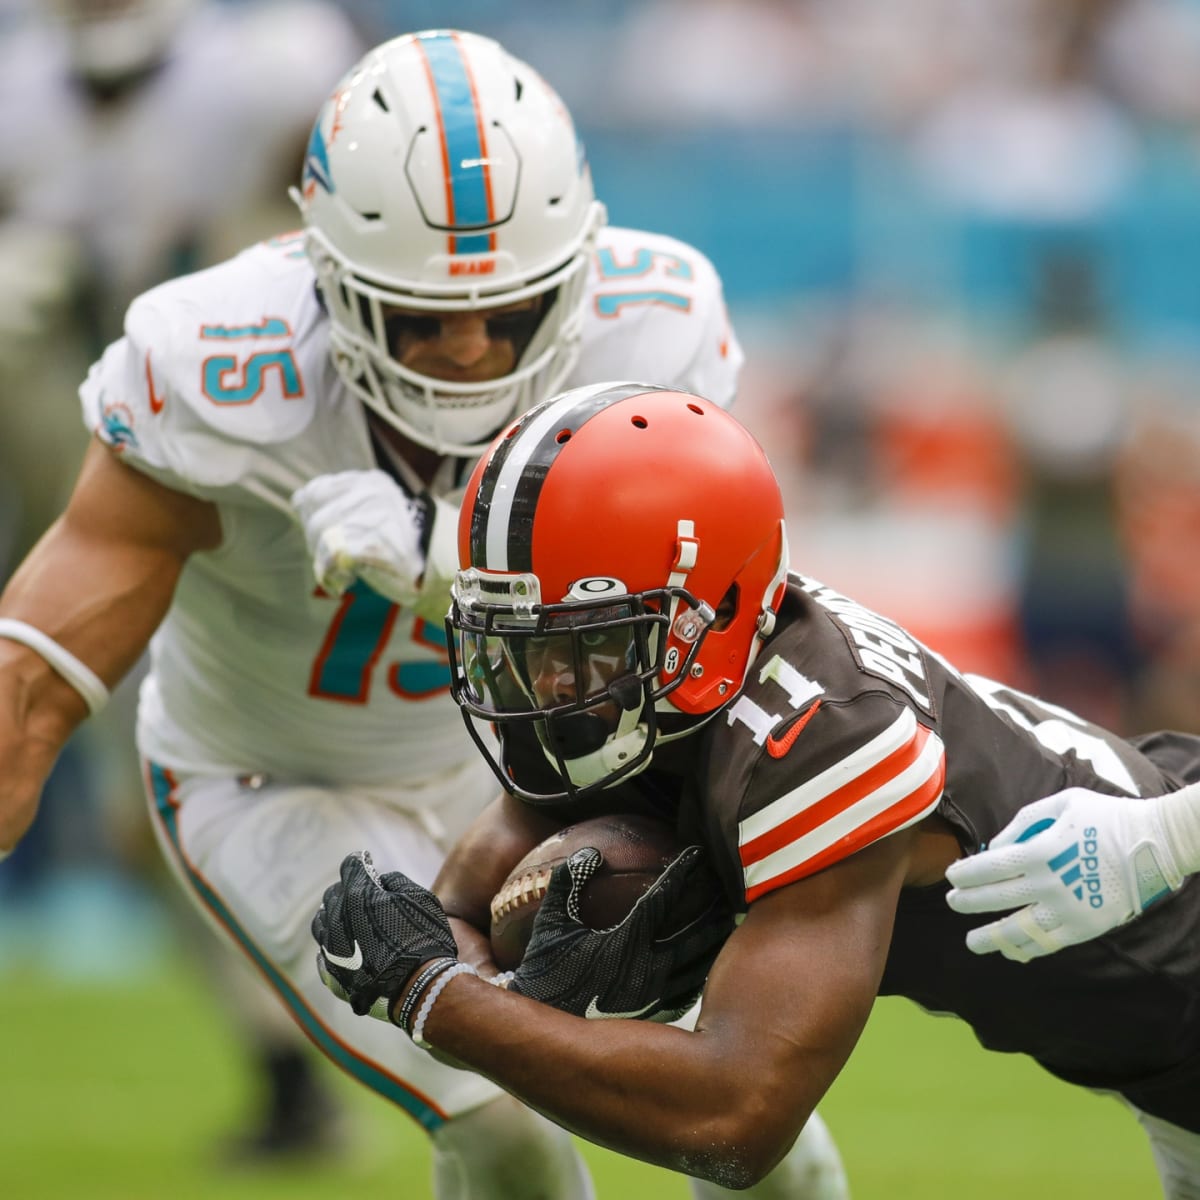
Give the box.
[712,584,739,632]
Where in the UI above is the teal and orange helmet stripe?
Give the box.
[414,31,497,256]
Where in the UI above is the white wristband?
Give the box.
[412,962,477,1050]
[0,619,109,715]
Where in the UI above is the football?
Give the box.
[489,813,685,970]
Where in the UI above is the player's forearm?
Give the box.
[446,916,501,976]
[434,792,566,944]
[1155,781,1200,879]
[0,647,85,850]
[416,978,793,1187]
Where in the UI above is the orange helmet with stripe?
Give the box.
[447,382,789,805]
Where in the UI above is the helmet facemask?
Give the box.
[307,224,597,458]
[448,569,715,805]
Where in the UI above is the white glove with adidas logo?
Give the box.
[944,787,1187,962]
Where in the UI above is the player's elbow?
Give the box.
[678,1096,809,1189]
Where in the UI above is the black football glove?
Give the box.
[510,844,734,1022]
[311,851,458,1022]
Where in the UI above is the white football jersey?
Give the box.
[79,226,742,789]
[0,1,362,319]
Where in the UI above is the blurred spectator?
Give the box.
[738,302,1026,683]
[1000,248,1141,730]
[1092,0,1200,125]
[0,0,365,1167]
[1116,355,1200,732]
[0,0,365,548]
[910,0,1141,221]
[606,0,831,130]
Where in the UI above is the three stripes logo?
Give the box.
[1048,843,1085,900]
[1048,828,1104,909]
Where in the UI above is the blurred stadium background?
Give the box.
[1,0,1194,1193]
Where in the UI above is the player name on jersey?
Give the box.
[800,576,934,713]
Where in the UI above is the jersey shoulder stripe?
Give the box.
[739,709,946,901]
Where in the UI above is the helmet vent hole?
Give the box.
[514,79,524,101]
[555,428,572,444]
[687,403,704,415]
[360,212,381,222]
[631,416,648,429]
[373,88,390,113]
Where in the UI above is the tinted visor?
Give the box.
[457,603,646,717]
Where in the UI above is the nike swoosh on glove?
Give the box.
[311,851,458,1021]
[510,844,734,1022]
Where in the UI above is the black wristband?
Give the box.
[395,957,458,1032]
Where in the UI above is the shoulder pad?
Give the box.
[124,240,326,448]
[578,225,742,409]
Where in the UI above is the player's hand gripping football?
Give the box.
[312,851,458,1022]
[945,787,1185,962]
[509,845,734,1022]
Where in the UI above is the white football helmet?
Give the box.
[49,0,195,85]
[295,29,606,457]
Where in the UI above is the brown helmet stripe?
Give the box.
[469,382,662,571]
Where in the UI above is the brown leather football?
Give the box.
[489,813,685,971]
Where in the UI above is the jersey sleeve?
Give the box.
[711,689,946,906]
[577,227,743,409]
[80,296,253,499]
[79,245,320,504]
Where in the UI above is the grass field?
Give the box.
[0,951,1160,1199]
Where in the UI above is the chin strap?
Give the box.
[554,707,650,789]
[753,518,791,646]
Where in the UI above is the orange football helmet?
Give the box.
[447,382,789,804]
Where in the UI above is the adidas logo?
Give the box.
[1047,828,1104,909]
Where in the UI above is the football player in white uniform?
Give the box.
[0,0,366,1164]
[0,29,846,1200]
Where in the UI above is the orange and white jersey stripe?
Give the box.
[739,708,945,901]
[696,577,1165,912]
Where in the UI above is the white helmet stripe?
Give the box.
[482,382,617,570]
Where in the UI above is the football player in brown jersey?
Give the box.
[313,383,1200,1196]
